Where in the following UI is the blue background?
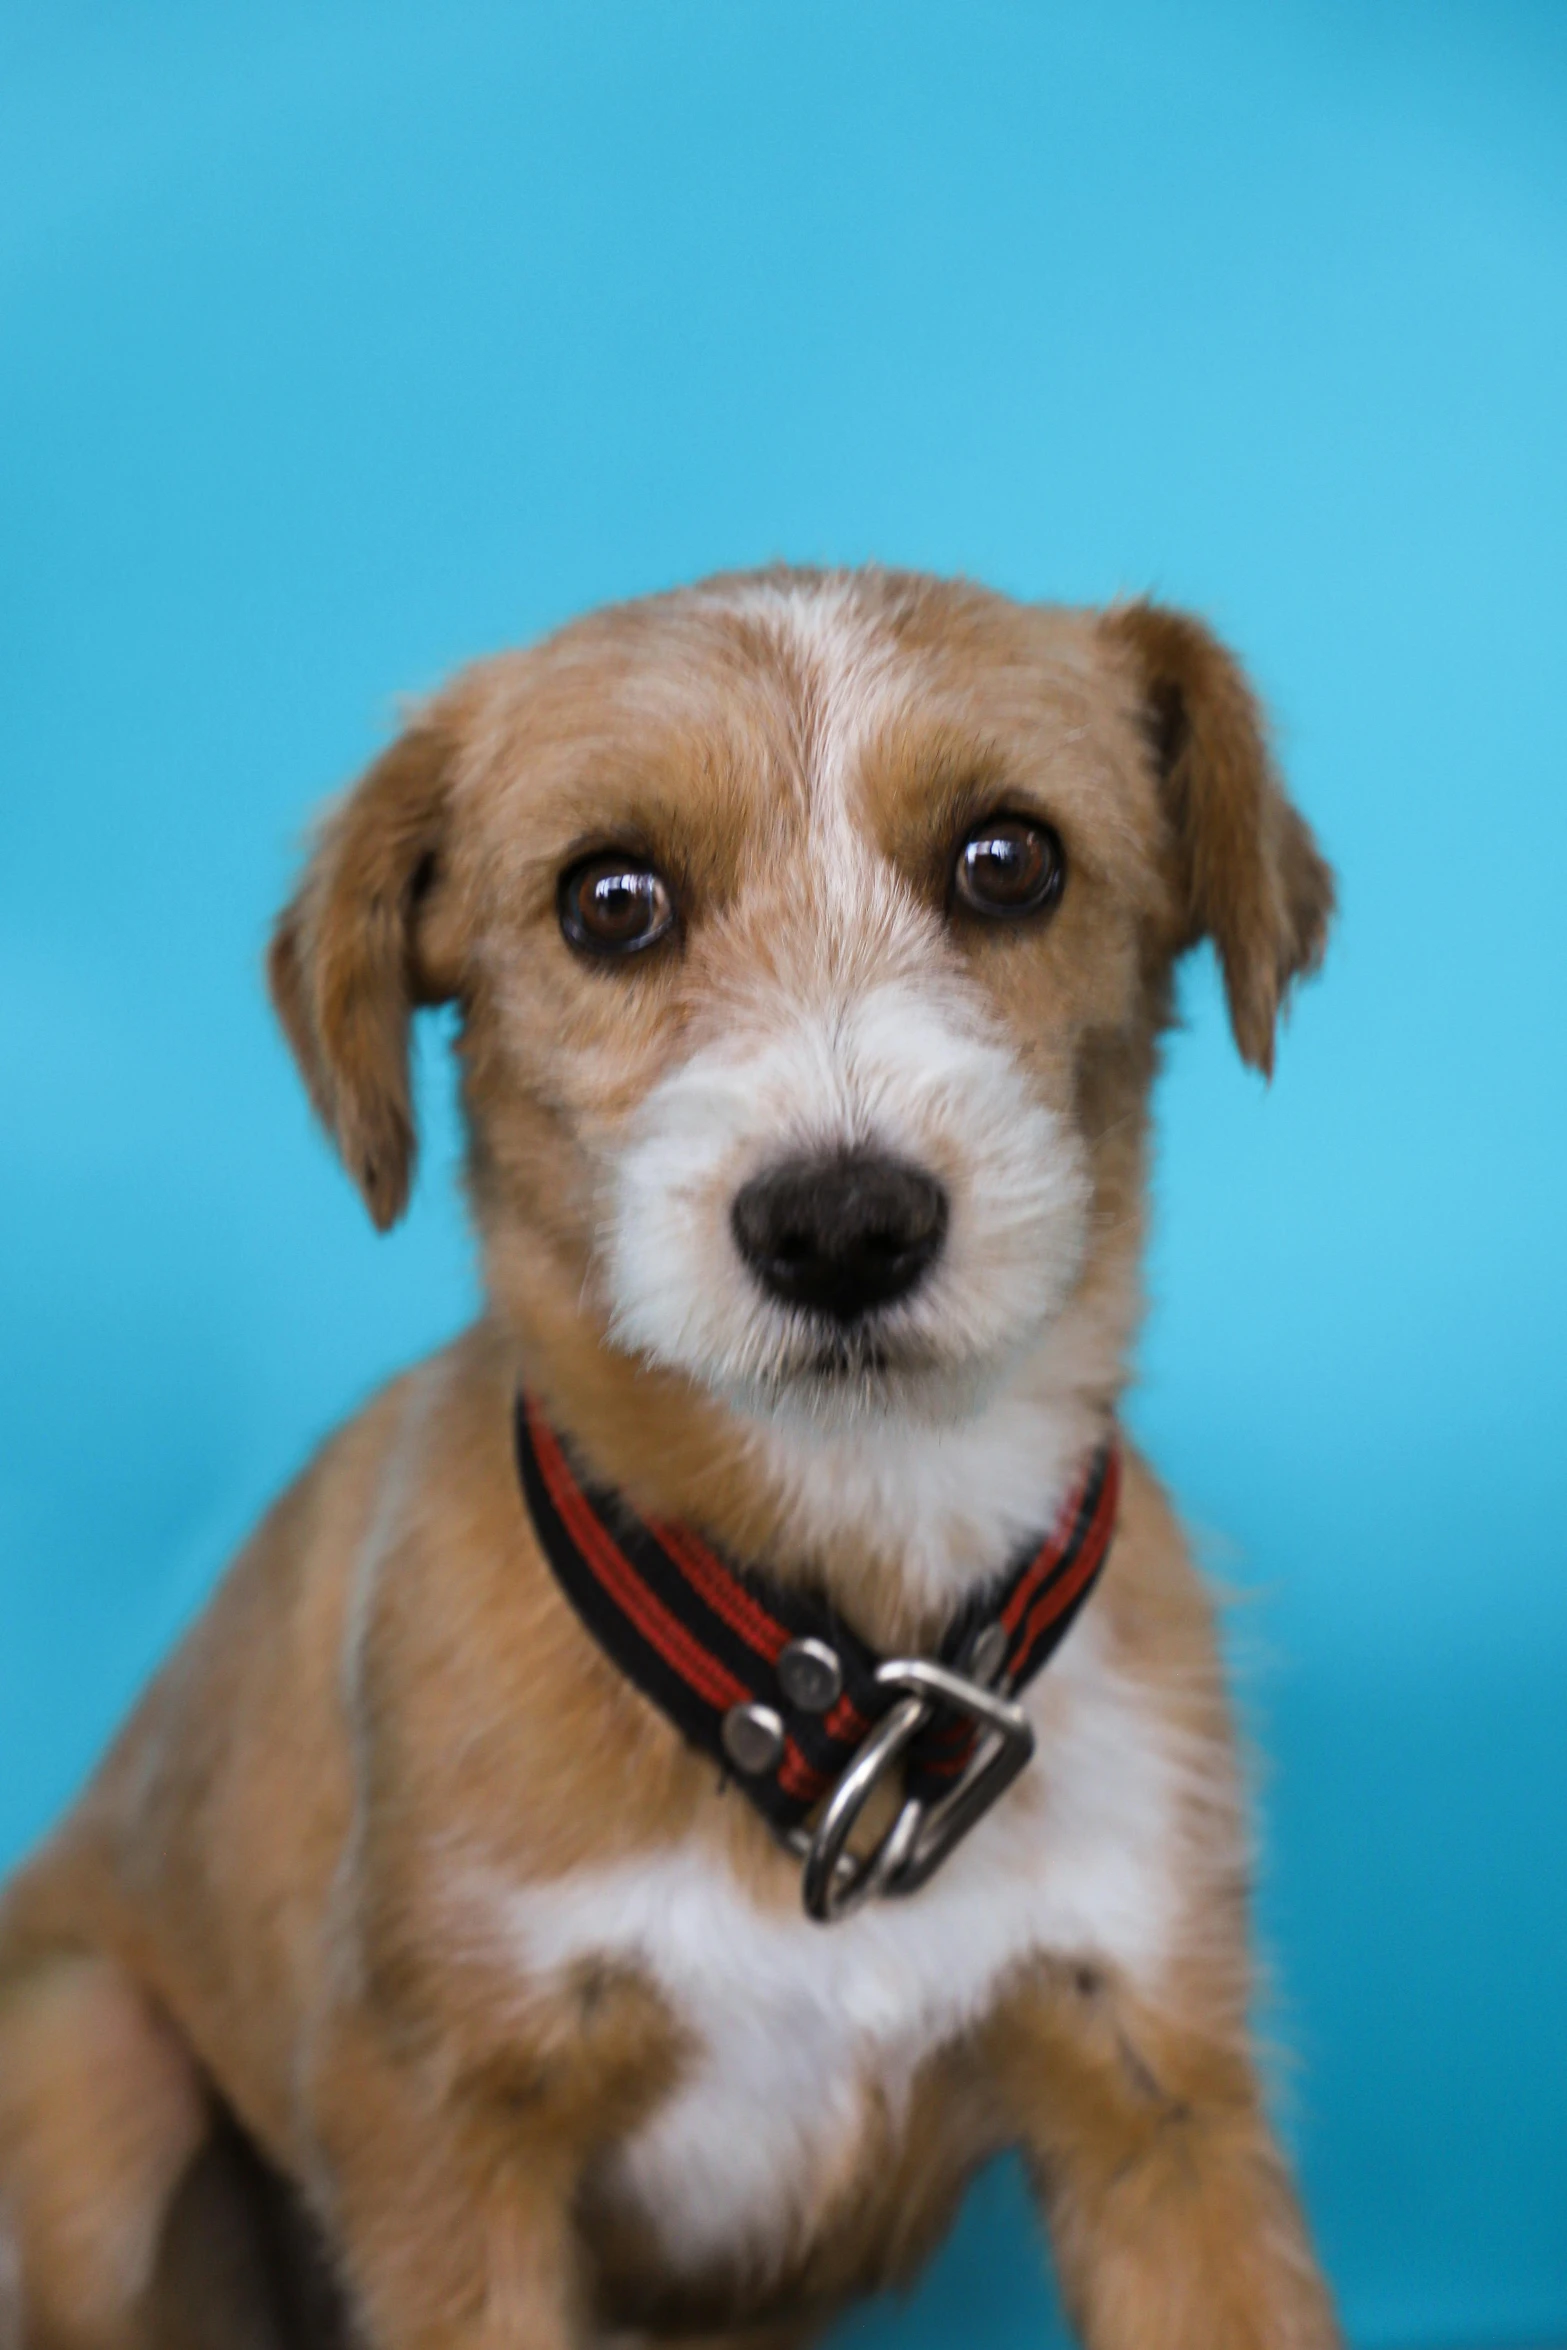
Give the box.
[2,5,1564,2344]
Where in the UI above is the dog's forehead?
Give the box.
[456,569,1154,893]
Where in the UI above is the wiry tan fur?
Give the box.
[0,567,1337,2350]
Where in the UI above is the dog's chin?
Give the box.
[715,1323,1013,1437]
[604,1267,1066,1440]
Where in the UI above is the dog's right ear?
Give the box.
[268,712,464,1230]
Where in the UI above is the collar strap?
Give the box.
[514,1394,1121,1852]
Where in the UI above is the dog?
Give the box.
[0,566,1340,2350]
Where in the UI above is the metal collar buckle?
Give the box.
[790,1654,1035,1924]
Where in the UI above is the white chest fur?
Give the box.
[498,1613,1184,2277]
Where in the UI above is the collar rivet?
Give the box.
[722,1702,786,1776]
[777,1637,844,1713]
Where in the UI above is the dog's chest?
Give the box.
[501,1620,1181,2275]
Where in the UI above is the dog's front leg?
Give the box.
[991,1970,1341,2350]
[304,2003,595,2350]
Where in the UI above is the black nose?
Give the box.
[731,1153,949,1323]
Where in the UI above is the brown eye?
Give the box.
[952,814,1064,920]
[558,854,676,957]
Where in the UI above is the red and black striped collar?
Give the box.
[514,1394,1121,1845]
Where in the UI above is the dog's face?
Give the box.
[271,569,1330,1482]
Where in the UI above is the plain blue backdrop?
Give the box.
[2,5,1564,2345]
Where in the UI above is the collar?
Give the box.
[514,1394,1121,1920]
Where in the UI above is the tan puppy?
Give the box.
[0,567,1339,2350]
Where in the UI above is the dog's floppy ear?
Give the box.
[268,710,464,1229]
[1102,600,1334,1075]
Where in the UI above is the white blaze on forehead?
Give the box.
[703,572,914,899]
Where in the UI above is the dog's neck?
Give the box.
[502,1249,1134,1656]
[737,1348,1113,1645]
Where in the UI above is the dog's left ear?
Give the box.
[268,709,466,1230]
[1101,600,1335,1075]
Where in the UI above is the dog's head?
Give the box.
[270,570,1330,1555]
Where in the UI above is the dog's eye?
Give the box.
[558,853,676,957]
[952,814,1065,921]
